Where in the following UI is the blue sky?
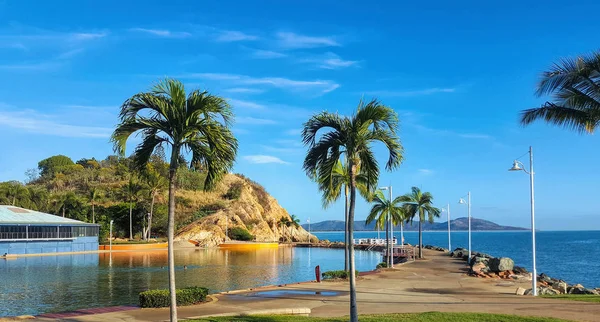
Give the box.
[1,0,599,230]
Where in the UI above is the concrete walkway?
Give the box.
[36,250,600,322]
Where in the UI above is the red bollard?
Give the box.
[315,265,321,282]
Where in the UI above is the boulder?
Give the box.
[538,273,553,284]
[515,287,527,295]
[539,287,560,295]
[488,257,515,272]
[451,248,468,258]
[551,281,568,294]
[472,262,488,274]
[513,266,528,274]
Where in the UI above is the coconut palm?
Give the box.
[302,98,403,322]
[88,186,101,224]
[520,51,600,133]
[142,167,166,240]
[318,160,374,271]
[365,190,405,266]
[398,187,440,259]
[123,176,143,240]
[111,78,237,322]
[278,216,291,241]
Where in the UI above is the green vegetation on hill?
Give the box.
[0,148,235,241]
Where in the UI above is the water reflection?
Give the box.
[0,247,380,317]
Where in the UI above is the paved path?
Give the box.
[36,250,600,321]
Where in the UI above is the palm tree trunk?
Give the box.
[148,193,155,241]
[62,206,65,218]
[12,195,16,206]
[348,162,358,322]
[344,185,349,272]
[385,218,390,267]
[167,149,178,322]
[92,202,95,224]
[129,201,133,240]
[418,220,423,259]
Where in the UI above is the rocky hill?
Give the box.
[302,217,527,231]
[175,174,316,247]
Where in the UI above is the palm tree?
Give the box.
[288,214,301,241]
[123,176,142,240]
[520,51,600,133]
[88,186,100,224]
[302,98,403,322]
[365,190,405,266]
[142,167,166,240]
[398,187,440,259]
[278,217,291,242]
[318,160,373,271]
[111,78,237,322]
[2,181,29,207]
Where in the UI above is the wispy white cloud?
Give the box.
[215,30,258,42]
[0,108,112,138]
[284,128,302,136]
[261,145,304,154]
[0,43,27,50]
[0,62,62,71]
[301,52,358,69]
[364,88,456,97]
[237,116,277,125]
[418,169,434,175]
[412,124,492,140]
[244,155,289,164]
[224,87,265,94]
[181,72,339,94]
[129,28,191,38]
[276,32,340,48]
[68,32,108,41]
[57,48,84,59]
[251,49,287,59]
[273,139,304,147]
[228,99,266,109]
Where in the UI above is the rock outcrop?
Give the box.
[175,174,316,247]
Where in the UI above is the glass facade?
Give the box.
[0,225,99,240]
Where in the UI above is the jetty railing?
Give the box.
[352,238,397,245]
[383,245,416,262]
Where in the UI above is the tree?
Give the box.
[38,155,74,177]
[88,186,101,224]
[398,187,440,259]
[520,51,600,133]
[317,159,373,271]
[278,217,290,241]
[302,98,403,322]
[142,167,166,240]
[1,181,29,206]
[365,190,405,267]
[123,176,143,240]
[111,78,237,322]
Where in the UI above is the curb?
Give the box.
[183,307,311,320]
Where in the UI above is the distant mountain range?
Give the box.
[302,217,527,231]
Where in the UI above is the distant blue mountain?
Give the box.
[302,217,527,231]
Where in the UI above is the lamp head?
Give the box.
[458,198,466,204]
[379,187,389,191]
[509,160,523,171]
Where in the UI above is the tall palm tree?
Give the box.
[398,187,440,259]
[365,190,405,266]
[520,51,600,133]
[111,78,237,322]
[302,98,403,322]
[278,216,291,242]
[123,176,142,240]
[143,167,166,240]
[318,160,373,271]
[88,186,100,224]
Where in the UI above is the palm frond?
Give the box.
[520,102,597,133]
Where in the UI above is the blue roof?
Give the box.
[0,205,95,225]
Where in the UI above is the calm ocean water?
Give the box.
[313,230,600,288]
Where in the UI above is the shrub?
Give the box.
[376,262,388,269]
[139,286,208,308]
[321,270,360,280]
[223,182,243,200]
[228,227,254,241]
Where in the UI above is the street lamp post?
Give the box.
[458,192,472,259]
[509,146,537,296]
[441,203,451,251]
[379,186,398,268]
[307,218,311,243]
[109,220,114,252]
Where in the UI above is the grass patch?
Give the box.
[540,294,600,303]
[190,312,569,322]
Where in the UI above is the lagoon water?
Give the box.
[0,247,379,317]
[314,230,600,289]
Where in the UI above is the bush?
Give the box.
[321,270,360,280]
[228,227,254,241]
[376,262,388,269]
[139,286,209,308]
[223,182,243,200]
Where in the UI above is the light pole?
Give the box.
[109,220,114,252]
[441,203,451,251]
[307,218,311,243]
[458,192,471,259]
[509,146,537,296]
